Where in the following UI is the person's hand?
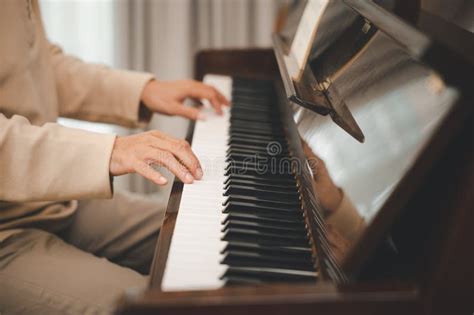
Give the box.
[110,130,202,185]
[140,79,229,120]
[326,223,350,263]
[302,140,343,213]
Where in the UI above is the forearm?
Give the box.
[49,44,154,127]
[0,114,115,202]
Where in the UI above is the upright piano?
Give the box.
[116,1,473,314]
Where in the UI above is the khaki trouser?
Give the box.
[0,190,165,315]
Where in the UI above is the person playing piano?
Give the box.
[0,1,228,314]
[0,1,366,313]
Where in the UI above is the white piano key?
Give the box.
[161,74,233,291]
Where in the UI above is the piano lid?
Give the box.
[277,0,472,280]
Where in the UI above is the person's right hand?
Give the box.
[109,131,202,185]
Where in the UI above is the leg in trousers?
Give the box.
[0,229,146,315]
[60,190,166,274]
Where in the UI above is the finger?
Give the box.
[172,102,205,121]
[147,133,203,178]
[198,82,230,106]
[155,139,203,180]
[151,149,195,184]
[134,160,168,185]
[188,82,226,115]
[203,85,229,111]
[198,87,223,115]
[216,89,230,106]
[209,93,224,115]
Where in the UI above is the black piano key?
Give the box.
[222,275,263,285]
[224,159,282,170]
[223,196,300,210]
[222,209,301,222]
[228,133,284,142]
[230,115,273,122]
[222,241,312,258]
[223,200,302,214]
[229,126,285,137]
[222,228,309,246]
[223,188,300,202]
[233,77,273,88]
[225,167,293,179]
[222,208,304,224]
[230,107,275,115]
[229,122,281,132]
[232,101,272,108]
[225,161,293,173]
[225,152,289,163]
[222,219,307,236]
[232,86,273,95]
[231,110,275,115]
[226,149,288,159]
[222,212,305,226]
[221,251,314,271]
[224,178,298,191]
[232,83,271,91]
[224,185,299,200]
[232,91,273,99]
[231,88,272,97]
[229,126,280,134]
[224,174,296,185]
[228,138,286,147]
[224,191,299,205]
[222,224,307,240]
[221,267,317,283]
[227,143,288,154]
[225,154,288,163]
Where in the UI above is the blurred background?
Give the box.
[40,0,286,200]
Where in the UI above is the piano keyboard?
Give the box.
[161,75,317,291]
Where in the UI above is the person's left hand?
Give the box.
[140,79,229,120]
[302,140,343,213]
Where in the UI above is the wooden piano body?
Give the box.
[116,1,473,314]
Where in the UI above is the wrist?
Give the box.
[140,79,157,107]
[109,136,126,177]
[323,186,343,215]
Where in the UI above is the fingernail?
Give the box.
[198,113,207,121]
[158,176,168,185]
[196,168,203,180]
[185,173,194,183]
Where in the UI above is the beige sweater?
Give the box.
[0,0,153,241]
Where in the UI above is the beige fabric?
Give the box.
[0,0,154,240]
[0,190,164,315]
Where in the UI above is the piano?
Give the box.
[116,1,473,314]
